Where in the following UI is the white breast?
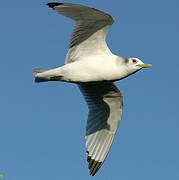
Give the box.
[61,55,127,82]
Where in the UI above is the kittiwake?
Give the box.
[33,2,152,176]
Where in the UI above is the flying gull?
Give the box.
[33,2,152,176]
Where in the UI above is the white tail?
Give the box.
[33,68,50,83]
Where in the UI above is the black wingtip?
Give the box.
[87,155,102,176]
[46,2,64,9]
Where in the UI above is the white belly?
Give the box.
[61,55,127,82]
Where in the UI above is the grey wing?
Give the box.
[47,2,114,64]
[79,82,123,176]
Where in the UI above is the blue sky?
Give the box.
[0,0,178,179]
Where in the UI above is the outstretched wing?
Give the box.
[47,2,114,63]
[79,82,123,176]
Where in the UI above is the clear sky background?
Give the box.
[0,0,178,179]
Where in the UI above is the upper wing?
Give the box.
[79,82,123,176]
[47,2,114,64]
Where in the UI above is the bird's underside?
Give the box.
[34,2,152,176]
[34,1,127,176]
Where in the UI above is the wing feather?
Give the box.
[47,2,114,64]
[79,82,123,176]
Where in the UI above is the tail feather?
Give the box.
[33,68,63,83]
[33,68,50,83]
[33,68,48,75]
[34,77,50,83]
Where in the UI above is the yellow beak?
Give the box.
[137,64,152,68]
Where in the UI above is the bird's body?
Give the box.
[34,2,152,176]
[36,55,134,83]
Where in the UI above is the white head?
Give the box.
[125,57,152,74]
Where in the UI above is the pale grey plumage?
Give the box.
[48,2,114,49]
[79,82,123,175]
[33,2,152,177]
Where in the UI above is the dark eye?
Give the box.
[132,59,137,63]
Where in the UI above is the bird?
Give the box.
[33,2,152,176]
